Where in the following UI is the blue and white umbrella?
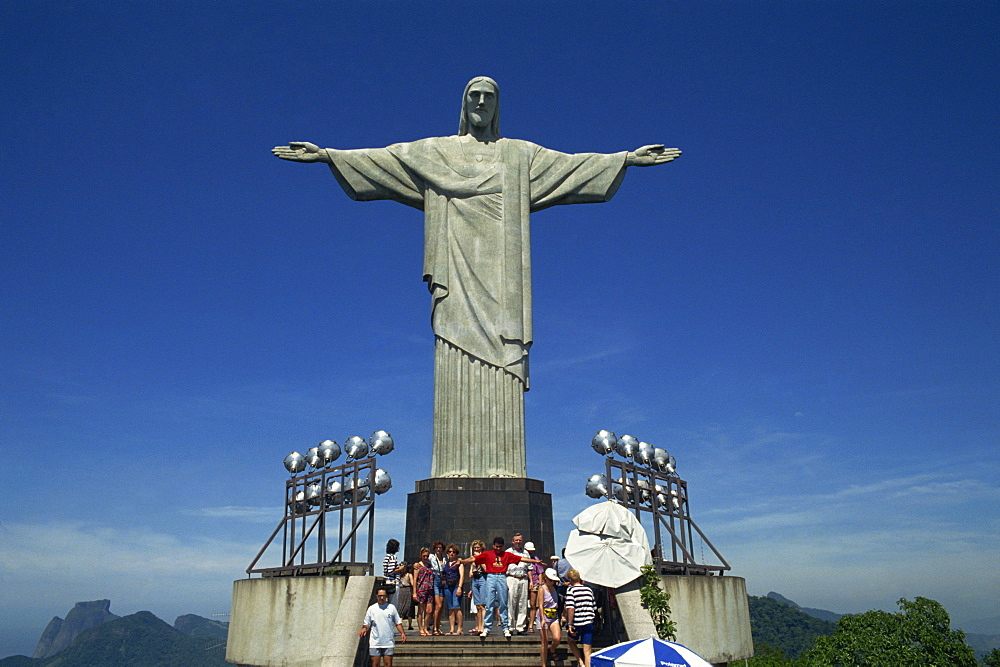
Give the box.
[591,637,713,667]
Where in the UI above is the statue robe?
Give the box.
[325,136,628,477]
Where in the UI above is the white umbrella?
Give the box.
[565,501,652,588]
[592,637,713,667]
[573,500,648,543]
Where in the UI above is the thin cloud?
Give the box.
[185,506,282,523]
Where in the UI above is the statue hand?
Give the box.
[271,141,329,163]
[628,145,682,167]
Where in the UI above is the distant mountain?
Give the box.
[3,611,227,667]
[747,594,838,659]
[172,615,229,639]
[32,600,119,659]
[0,658,37,667]
[766,591,843,623]
[965,632,1000,659]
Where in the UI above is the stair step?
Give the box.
[390,631,607,666]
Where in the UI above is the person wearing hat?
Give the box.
[525,541,545,634]
[535,568,562,667]
[505,533,532,634]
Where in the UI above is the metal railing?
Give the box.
[247,457,378,576]
[604,457,730,575]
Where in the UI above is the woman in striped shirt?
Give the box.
[563,569,596,667]
[382,539,405,609]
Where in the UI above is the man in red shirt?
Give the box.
[462,536,542,637]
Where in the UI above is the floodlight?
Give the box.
[637,478,652,505]
[655,488,670,510]
[325,479,343,505]
[616,434,639,458]
[636,442,655,465]
[591,430,617,456]
[669,488,683,510]
[318,440,341,465]
[666,455,677,475]
[651,448,669,472]
[306,447,324,469]
[373,469,392,494]
[345,476,370,502]
[288,488,308,514]
[585,473,609,498]
[284,452,306,474]
[611,482,628,503]
[370,431,394,456]
[345,436,369,460]
[306,481,323,506]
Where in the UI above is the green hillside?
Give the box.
[1,612,227,667]
[747,594,838,659]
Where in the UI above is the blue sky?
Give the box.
[2,0,998,658]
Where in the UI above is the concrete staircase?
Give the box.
[389,613,619,667]
[391,631,575,667]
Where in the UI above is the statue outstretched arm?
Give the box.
[271,141,332,164]
[626,144,682,167]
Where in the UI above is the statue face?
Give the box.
[465,80,497,129]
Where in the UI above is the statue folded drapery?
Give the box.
[325,137,628,477]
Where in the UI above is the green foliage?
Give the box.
[12,611,229,667]
[745,642,794,665]
[746,595,837,660]
[799,596,977,666]
[638,565,676,641]
[982,647,1000,666]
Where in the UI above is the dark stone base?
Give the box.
[404,478,554,563]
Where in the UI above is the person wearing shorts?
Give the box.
[535,568,562,667]
[427,540,447,635]
[441,544,465,634]
[358,588,406,667]
[564,569,596,667]
[466,539,488,635]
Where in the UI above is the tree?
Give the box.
[983,647,1000,667]
[799,597,977,666]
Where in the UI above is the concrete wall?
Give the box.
[617,575,752,666]
[226,575,375,667]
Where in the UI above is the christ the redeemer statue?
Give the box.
[273,76,680,479]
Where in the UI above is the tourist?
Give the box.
[397,563,414,630]
[461,536,543,638]
[442,544,464,634]
[413,548,436,637]
[382,539,405,609]
[555,550,572,615]
[427,540,447,635]
[358,587,406,667]
[525,541,545,634]
[466,539,488,635]
[535,568,562,667]
[564,569,596,667]
[506,533,531,634]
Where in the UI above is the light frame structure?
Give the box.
[590,431,730,575]
[247,433,393,577]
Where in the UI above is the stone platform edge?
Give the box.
[615,574,753,666]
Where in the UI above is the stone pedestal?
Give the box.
[226,574,375,666]
[404,477,554,562]
[616,574,753,666]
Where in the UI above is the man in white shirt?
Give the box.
[358,588,406,667]
[505,533,530,634]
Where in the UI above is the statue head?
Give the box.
[458,76,500,138]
